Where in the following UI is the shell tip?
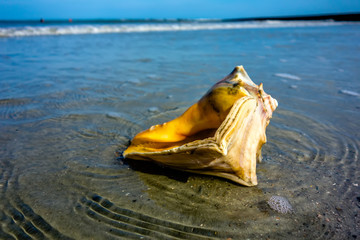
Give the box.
[259,83,264,90]
[235,65,244,72]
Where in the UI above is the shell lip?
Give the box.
[124,96,256,158]
[183,169,257,186]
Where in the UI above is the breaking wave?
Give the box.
[0,20,355,37]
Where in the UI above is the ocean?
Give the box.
[1,20,359,239]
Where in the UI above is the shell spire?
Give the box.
[123,66,278,186]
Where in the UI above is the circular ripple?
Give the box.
[2,106,358,239]
[0,97,45,123]
[124,108,359,239]
[261,109,359,239]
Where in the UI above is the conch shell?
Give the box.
[123,66,277,186]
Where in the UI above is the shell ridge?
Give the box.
[215,97,257,154]
[221,102,259,179]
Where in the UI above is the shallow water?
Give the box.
[1,22,360,239]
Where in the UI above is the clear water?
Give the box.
[0,21,359,239]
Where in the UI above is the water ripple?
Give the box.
[78,194,221,239]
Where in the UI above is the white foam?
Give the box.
[148,107,159,113]
[275,73,301,81]
[339,89,360,97]
[0,20,355,38]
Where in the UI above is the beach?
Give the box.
[0,20,359,239]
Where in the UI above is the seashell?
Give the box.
[267,196,294,214]
[123,66,278,186]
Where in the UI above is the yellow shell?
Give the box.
[123,66,278,186]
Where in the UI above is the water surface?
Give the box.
[0,21,359,239]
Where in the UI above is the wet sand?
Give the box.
[0,22,359,239]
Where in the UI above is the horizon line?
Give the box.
[1,12,359,23]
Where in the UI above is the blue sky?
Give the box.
[1,0,360,20]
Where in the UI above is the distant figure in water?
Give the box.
[69,18,73,23]
[40,18,45,23]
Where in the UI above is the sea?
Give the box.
[0,19,359,239]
